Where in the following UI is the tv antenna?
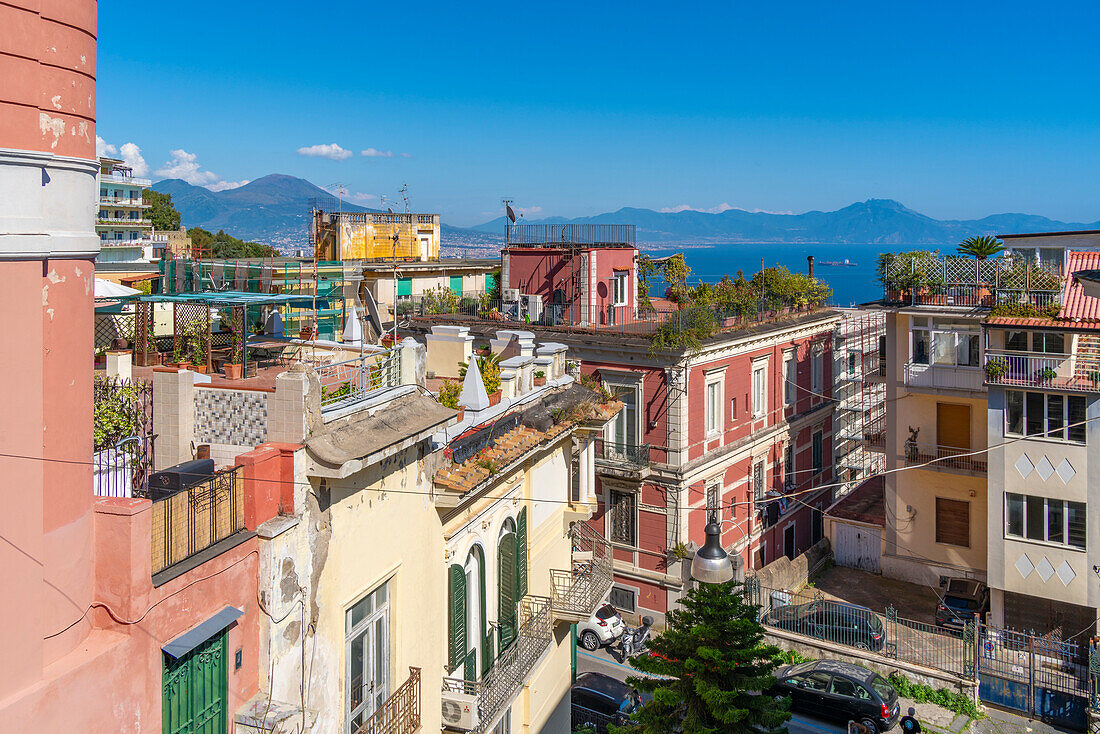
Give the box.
[400,183,410,213]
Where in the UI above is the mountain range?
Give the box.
[154,175,1099,252]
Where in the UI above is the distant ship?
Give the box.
[819,258,857,267]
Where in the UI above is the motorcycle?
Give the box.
[616,616,654,661]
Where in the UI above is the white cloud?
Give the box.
[297,143,353,160]
[516,206,542,216]
[658,203,792,215]
[207,179,250,192]
[323,186,377,204]
[155,149,220,186]
[361,147,394,158]
[349,192,376,203]
[96,136,116,157]
[400,152,412,159]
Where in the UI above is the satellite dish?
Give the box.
[388,207,394,214]
[506,205,516,224]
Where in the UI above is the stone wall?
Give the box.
[753,537,831,591]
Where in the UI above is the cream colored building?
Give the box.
[240,333,616,734]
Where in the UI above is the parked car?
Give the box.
[762,599,886,651]
[571,672,643,732]
[577,603,625,651]
[935,578,989,630]
[770,659,900,732]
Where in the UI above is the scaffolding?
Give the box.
[832,308,887,500]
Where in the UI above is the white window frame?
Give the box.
[811,345,824,395]
[752,459,766,501]
[783,349,796,406]
[704,370,724,437]
[911,316,981,367]
[346,580,391,734]
[705,477,722,516]
[1005,390,1087,444]
[1005,492,1086,550]
[612,271,628,307]
[752,363,767,418]
[603,372,644,451]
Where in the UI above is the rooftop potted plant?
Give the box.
[984,358,1010,381]
[459,353,503,406]
[1035,366,1058,383]
[438,378,463,421]
[533,370,547,387]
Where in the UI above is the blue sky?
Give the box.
[97,1,1100,227]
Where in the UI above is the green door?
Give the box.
[485,271,498,295]
[449,275,464,295]
[162,632,228,734]
[498,532,517,651]
[397,277,412,297]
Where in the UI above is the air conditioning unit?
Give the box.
[502,288,520,302]
[441,691,478,731]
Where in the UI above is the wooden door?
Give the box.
[937,403,971,450]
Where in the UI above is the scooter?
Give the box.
[617,616,654,661]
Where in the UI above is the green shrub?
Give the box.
[438,378,461,409]
[887,674,982,720]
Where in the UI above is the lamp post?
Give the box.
[690,512,735,584]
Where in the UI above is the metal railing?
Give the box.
[506,223,635,247]
[550,523,613,618]
[99,197,149,206]
[100,172,152,186]
[97,216,152,226]
[593,438,652,469]
[984,349,1100,393]
[902,441,987,474]
[880,255,1063,307]
[442,595,553,734]
[748,580,969,678]
[904,362,986,391]
[354,667,421,734]
[150,467,245,575]
[313,348,402,411]
[94,435,156,498]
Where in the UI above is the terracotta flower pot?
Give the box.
[191,364,208,374]
[456,407,465,422]
[224,363,244,380]
[299,326,315,340]
[533,377,546,387]
[488,391,502,407]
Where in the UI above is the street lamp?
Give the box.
[690,512,735,584]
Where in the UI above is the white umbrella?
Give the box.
[94,278,141,299]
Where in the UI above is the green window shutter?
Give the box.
[450,275,464,294]
[498,533,517,650]
[516,508,528,599]
[485,272,498,294]
[448,564,467,671]
[397,277,412,297]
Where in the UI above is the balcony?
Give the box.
[984,350,1100,393]
[880,254,1062,308]
[99,197,150,207]
[100,172,152,186]
[97,216,152,227]
[151,466,245,576]
[312,348,402,412]
[550,522,612,622]
[506,223,635,248]
[904,362,985,392]
[902,442,987,475]
[353,667,421,734]
[443,596,553,734]
[593,438,652,480]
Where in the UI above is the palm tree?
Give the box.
[958,235,1005,260]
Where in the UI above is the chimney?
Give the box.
[807,255,815,279]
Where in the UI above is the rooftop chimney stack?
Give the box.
[807,255,815,279]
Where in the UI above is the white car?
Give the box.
[577,603,625,650]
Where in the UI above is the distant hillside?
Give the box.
[154,174,499,253]
[474,199,1100,245]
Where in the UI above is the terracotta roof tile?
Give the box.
[1061,251,1100,321]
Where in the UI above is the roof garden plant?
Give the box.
[957,235,1005,260]
[422,285,459,315]
[438,378,461,409]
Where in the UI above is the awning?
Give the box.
[162,606,243,660]
[94,278,141,299]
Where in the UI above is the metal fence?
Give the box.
[550,523,613,618]
[879,255,1062,307]
[748,580,970,678]
[442,595,553,734]
[593,438,652,470]
[93,376,155,498]
[353,667,421,734]
[313,348,402,411]
[506,223,636,247]
[902,441,987,474]
[150,467,245,575]
[985,350,1100,394]
[571,704,617,734]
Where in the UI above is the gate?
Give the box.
[978,624,1088,730]
[833,522,881,572]
[162,631,227,734]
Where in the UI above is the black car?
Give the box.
[935,578,989,630]
[571,672,643,732]
[770,660,900,732]
[763,599,886,651]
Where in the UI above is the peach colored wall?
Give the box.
[236,443,300,529]
[0,1,97,157]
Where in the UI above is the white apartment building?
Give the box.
[96,156,157,262]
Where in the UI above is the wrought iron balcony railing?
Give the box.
[312,348,403,411]
[150,466,244,575]
[353,667,421,734]
[902,441,987,475]
[593,438,652,470]
[442,595,552,734]
[984,349,1100,393]
[879,254,1063,307]
[550,522,613,619]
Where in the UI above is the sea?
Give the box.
[646,242,924,308]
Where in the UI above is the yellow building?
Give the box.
[313,210,441,262]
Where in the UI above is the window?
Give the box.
[612,271,628,307]
[1005,390,1086,443]
[1034,332,1065,354]
[812,431,823,475]
[753,460,765,501]
[1005,493,1086,549]
[346,581,390,733]
[492,707,512,734]
[935,498,970,547]
[784,444,794,486]
[752,366,767,417]
[912,317,980,367]
[811,346,824,393]
[610,490,636,545]
[705,378,722,435]
[783,351,796,405]
[605,378,640,451]
[609,586,636,613]
[705,478,721,514]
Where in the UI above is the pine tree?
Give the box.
[617,581,791,734]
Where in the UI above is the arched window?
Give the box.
[498,519,518,650]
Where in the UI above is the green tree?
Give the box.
[187,227,279,258]
[663,253,693,305]
[619,581,790,734]
[957,235,1004,260]
[144,189,181,231]
[637,254,658,310]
